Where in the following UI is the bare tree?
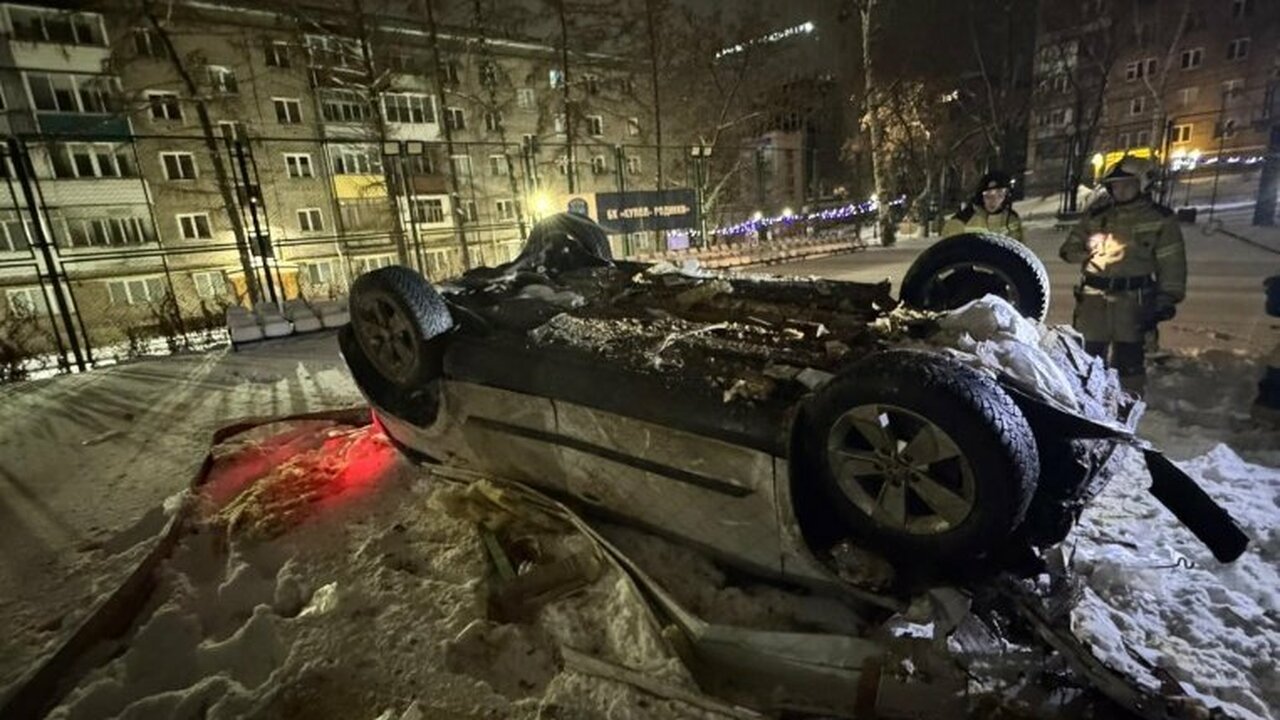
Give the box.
[859,0,894,244]
[131,0,263,303]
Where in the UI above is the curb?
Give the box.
[0,407,370,720]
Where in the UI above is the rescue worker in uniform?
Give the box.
[942,170,1025,243]
[1060,156,1187,394]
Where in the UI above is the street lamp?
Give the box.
[690,144,712,248]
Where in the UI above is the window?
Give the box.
[1129,96,1146,115]
[106,277,165,306]
[9,7,104,45]
[488,154,508,176]
[1177,86,1199,107]
[450,154,472,177]
[582,73,599,94]
[1135,130,1150,147]
[177,213,212,240]
[446,107,465,131]
[148,91,181,121]
[460,200,478,223]
[1222,78,1245,98]
[522,134,540,152]
[160,152,197,180]
[442,61,460,85]
[587,115,604,136]
[266,40,290,68]
[1180,48,1203,70]
[627,117,641,136]
[1231,0,1254,19]
[192,271,227,299]
[330,146,382,175]
[1227,37,1250,61]
[304,34,361,70]
[591,155,607,175]
[1219,118,1238,138]
[1041,107,1072,127]
[517,88,535,108]
[496,199,517,221]
[626,156,640,175]
[479,61,498,86]
[298,208,324,232]
[412,197,445,223]
[1118,131,1131,148]
[353,255,394,274]
[133,27,166,58]
[208,66,238,94]
[0,217,31,253]
[483,111,502,132]
[556,156,569,175]
[321,90,369,123]
[26,73,75,112]
[549,69,565,88]
[50,143,135,179]
[218,121,246,143]
[273,98,303,124]
[407,152,434,175]
[304,261,335,286]
[7,287,46,316]
[1125,58,1157,81]
[1171,124,1193,144]
[285,153,313,178]
[64,216,152,247]
[388,53,422,74]
[383,93,433,124]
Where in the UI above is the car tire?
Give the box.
[802,350,1039,578]
[900,232,1050,321]
[349,266,453,389]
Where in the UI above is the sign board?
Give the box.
[594,189,699,234]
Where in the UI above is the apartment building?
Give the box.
[0,0,645,366]
[1025,0,1280,196]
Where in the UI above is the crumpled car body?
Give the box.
[340,213,1245,594]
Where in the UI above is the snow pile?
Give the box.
[48,420,714,720]
[1070,445,1280,720]
[931,295,1081,411]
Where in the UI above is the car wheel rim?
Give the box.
[826,404,976,535]
[924,263,1021,310]
[354,292,418,383]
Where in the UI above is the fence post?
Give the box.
[8,137,86,372]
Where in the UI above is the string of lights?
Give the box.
[704,197,907,238]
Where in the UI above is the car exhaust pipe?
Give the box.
[1143,449,1250,564]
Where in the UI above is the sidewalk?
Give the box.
[0,333,360,704]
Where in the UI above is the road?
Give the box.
[766,220,1280,354]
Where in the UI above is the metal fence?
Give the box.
[0,129,864,382]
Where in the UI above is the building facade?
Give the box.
[1026,0,1280,198]
[0,0,646,371]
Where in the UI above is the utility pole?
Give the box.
[645,0,663,193]
[553,0,576,193]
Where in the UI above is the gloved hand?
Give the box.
[1144,294,1177,329]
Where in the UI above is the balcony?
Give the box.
[408,174,448,194]
[38,178,148,208]
[36,112,131,139]
[332,174,387,201]
[8,40,110,75]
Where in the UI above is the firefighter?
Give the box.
[1060,156,1187,394]
[941,170,1025,243]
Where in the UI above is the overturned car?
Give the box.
[339,213,1247,596]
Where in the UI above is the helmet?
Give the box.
[976,170,1012,192]
[1101,156,1157,194]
